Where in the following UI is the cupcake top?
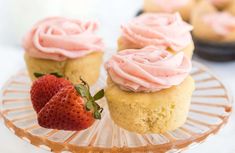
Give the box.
[121,13,193,52]
[203,12,235,36]
[23,17,104,61]
[105,46,191,92]
[153,0,190,12]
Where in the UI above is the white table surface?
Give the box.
[0,45,235,153]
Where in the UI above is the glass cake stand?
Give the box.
[0,61,233,153]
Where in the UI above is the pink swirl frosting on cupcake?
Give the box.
[105,46,192,92]
[23,17,104,61]
[154,0,190,12]
[121,13,193,52]
[203,12,235,36]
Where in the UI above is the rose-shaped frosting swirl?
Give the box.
[121,13,193,52]
[23,17,104,61]
[105,46,191,92]
[203,12,235,36]
[154,0,190,12]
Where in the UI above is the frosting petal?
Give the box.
[105,46,192,92]
[121,13,193,52]
[23,17,104,61]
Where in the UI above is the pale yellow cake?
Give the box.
[105,76,195,134]
[24,52,103,85]
[143,0,196,21]
[117,37,195,59]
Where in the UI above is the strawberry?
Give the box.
[30,72,71,113]
[37,78,104,131]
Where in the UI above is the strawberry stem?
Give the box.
[75,77,104,120]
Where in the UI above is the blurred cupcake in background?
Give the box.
[118,13,194,58]
[191,1,235,43]
[143,0,196,21]
[23,17,104,85]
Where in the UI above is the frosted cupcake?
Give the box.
[192,1,235,42]
[143,0,196,21]
[23,17,104,85]
[118,13,194,58]
[105,46,195,134]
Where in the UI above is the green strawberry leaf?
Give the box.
[75,84,89,99]
[94,110,101,119]
[93,89,104,101]
[85,101,93,111]
[34,72,64,78]
[34,72,45,78]
[50,72,63,78]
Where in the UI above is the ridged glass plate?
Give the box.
[0,61,233,153]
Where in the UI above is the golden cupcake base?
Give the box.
[105,76,195,134]
[0,61,232,153]
[24,52,103,85]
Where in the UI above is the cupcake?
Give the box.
[23,17,104,85]
[143,0,196,21]
[191,1,235,42]
[118,13,194,58]
[105,46,195,134]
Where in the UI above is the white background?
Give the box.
[0,0,235,153]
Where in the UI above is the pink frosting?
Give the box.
[23,17,104,61]
[207,0,231,6]
[203,12,235,36]
[105,46,192,92]
[121,13,193,52]
[154,0,190,12]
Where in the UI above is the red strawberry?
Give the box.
[30,73,71,113]
[38,78,104,131]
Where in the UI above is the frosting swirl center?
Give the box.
[105,46,192,92]
[121,13,193,52]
